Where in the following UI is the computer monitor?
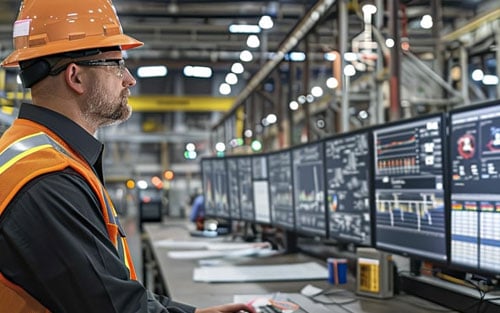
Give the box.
[238,156,255,221]
[252,154,271,224]
[372,113,448,262]
[226,156,241,220]
[211,158,230,218]
[268,150,295,230]
[324,129,372,246]
[292,142,327,237]
[201,158,229,218]
[449,99,500,274]
[201,158,216,217]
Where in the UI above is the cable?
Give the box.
[301,287,359,313]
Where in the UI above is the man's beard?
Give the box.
[84,84,132,128]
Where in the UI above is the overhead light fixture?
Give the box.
[231,62,244,74]
[240,50,253,62]
[137,65,168,78]
[420,14,433,29]
[258,15,274,30]
[229,24,261,34]
[246,35,260,48]
[219,83,231,95]
[225,73,238,85]
[285,52,306,62]
[483,75,498,85]
[326,77,339,89]
[183,65,212,78]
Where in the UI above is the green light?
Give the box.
[251,140,262,151]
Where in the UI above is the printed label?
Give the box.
[13,19,31,38]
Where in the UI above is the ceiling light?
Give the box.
[326,77,339,89]
[266,114,277,124]
[137,65,168,78]
[215,142,226,152]
[258,15,274,30]
[240,50,253,62]
[324,52,337,61]
[229,24,261,34]
[231,62,244,74]
[183,65,212,78]
[344,52,357,61]
[225,73,238,85]
[483,75,498,85]
[247,35,260,48]
[344,64,356,77]
[362,4,377,16]
[286,52,306,61]
[311,86,323,98]
[472,69,484,81]
[420,14,433,29]
[289,100,299,111]
[185,143,196,151]
[219,83,231,95]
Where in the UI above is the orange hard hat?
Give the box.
[1,0,143,67]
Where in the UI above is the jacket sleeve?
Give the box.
[0,170,195,313]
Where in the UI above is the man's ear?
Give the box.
[64,63,85,95]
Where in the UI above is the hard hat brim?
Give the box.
[1,34,143,67]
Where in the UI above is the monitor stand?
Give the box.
[284,230,299,254]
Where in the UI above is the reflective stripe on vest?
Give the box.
[0,131,128,268]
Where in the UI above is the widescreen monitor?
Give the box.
[226,156,241,220]
[252,155,271,224]
[449,99,500,274]
[267,150,295,230]
[372,113,448,262]
[324,129,372,246]
[292,142,327,237]
[238,156,255,221]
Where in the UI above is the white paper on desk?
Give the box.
[154,239,211,249]
[155,240,268,251]
[206,242,270,250]
[193,261,328,282]
[168,247,276,260]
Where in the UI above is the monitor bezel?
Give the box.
[290,140,328,238]
[321,126,375,247]
[370,112,450,265]
[266,148,296,231]
[447,98,500,276]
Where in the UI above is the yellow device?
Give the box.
[356,247,394,298]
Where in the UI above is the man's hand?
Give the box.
[194,303,257,313]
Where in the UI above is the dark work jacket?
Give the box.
[0,103,196,313]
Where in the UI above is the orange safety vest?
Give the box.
[0,118,137,312]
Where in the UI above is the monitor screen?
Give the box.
[227,157,241,220]
[324,130,372,246]
[449,100,500,274]
[238,156,255,221]
[211,158,230,218]
[252,155,271,224]
[268,150,295,230]
[372,114,447,262]
[292,142,327,237]
[201,158,216,217]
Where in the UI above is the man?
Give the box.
[190,192,206,231]
[0,1,255,313]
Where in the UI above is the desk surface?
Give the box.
[143,220,458,312]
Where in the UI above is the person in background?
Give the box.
[190,192,206,231]
[0,1,255,313]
